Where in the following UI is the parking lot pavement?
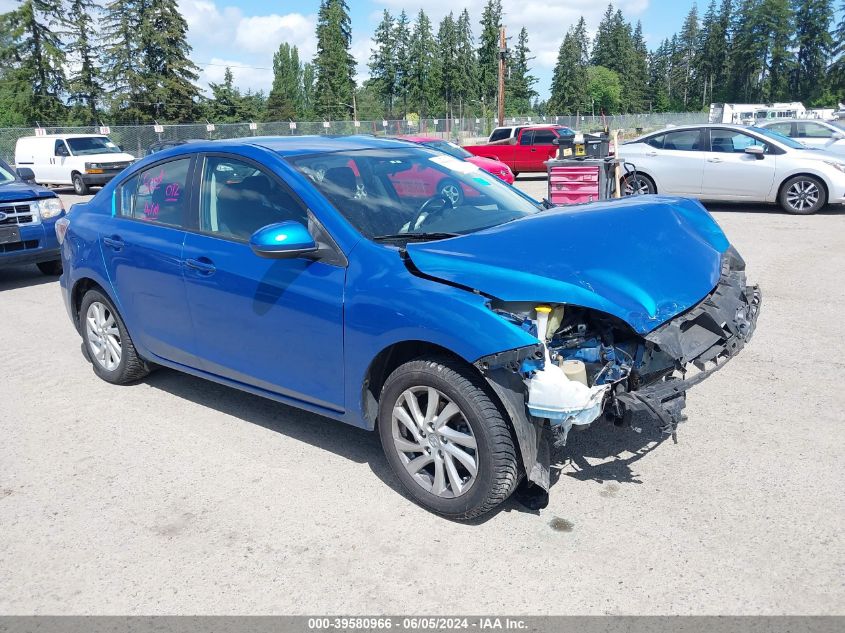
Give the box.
[1,182,843,615]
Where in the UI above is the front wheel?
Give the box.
[36,260,62,276]
[72,173,89,195]
[79,289,149,384]
[779,175,826,214]
[377,356,519,520]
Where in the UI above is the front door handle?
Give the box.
[185,257,216,275]
[103,235,124,250]
[707,157,723,163]
[645,151,658,157]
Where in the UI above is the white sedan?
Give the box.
[756,119,845,157]
[621,124,845,214]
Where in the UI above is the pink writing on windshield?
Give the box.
[165,182,181,202]
[143,201,160,219]
[143,169,164,194]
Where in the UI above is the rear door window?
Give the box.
[661,129,703,151]
[766,122,794,136]
[796,122,834,138]
[119,158,191,226]
[489,128,511,142]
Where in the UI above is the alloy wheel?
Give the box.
[439,183,462,206]
[785,180,820,212]
[391,386,478,498]
[623,176,651,196]
[85,301,122,371]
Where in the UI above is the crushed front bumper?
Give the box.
[615,256,762,434]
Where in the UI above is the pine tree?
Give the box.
[102,0,145,122]
[454,9,478,114]
[302,63,316,120]
[477,0,502,104]
[267,44,304,121]
[63,0,102,124]
[793,0,834,103]
[647,41,672,112]
[592,6,636,110]
[506,27,538,115]
[408,9,439,117]
[437,13,459,118]
[549,18,589,115]
[698,0,731,106]
[140,0,202,122]
[394,10,412,117]
[628,22,650,112]
[677,5,700,110]
[831,1,845,99]
[729,0,768,101]
[207,67,242,123]
[762,0,794,101]
[314,0,356,119]
[0,0,67,124]
[369,10,397,116]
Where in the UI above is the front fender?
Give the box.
[342,244,539,427]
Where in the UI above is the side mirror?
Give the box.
[249,221,318,259]
[16,167,35,182]
[745,146,765,159]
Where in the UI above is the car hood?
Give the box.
[405,196,730,334]
[466,155,509,173]
[81,152,135,164]
[0,181,56,203]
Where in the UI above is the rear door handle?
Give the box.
[645,151,658,157]
[103,236,124,250]
[185,257,216,275]
[707,157,723,163]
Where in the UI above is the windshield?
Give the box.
[423,140,473,159]
[0,159,16,184]
[66,136,123,156]
[750,126,806,149]
[288,147,540,240]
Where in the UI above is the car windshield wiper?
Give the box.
[373,232,460,242]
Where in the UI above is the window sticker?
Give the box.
[165,182,181,202]
[428,154,479,175]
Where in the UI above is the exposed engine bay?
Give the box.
[475,246,762,492]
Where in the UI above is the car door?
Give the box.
[701,128,777,199]
[180,154,346,412]
[638,129,706,195]
[44,140,71,184]
[523,128,559,171]
[101,156,198,366]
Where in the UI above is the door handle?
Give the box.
[185,257,216,275]
[707,157,723,163]
[103,235,124,250]
[645,151,658,157]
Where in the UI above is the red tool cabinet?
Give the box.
[548,164,601,205]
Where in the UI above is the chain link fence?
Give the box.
[0,112,709,163]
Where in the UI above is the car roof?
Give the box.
[398,135,444,143]
[224,135,415,157]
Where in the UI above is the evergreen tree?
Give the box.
[647,41,672,112]
[266,43,304,120]
[454,9,478,114]
[793,0,834,103]
[140,0,202,122]
[628,22,650,112]
[506,27,538,115]
[437,13,459,118]
[477,0,503,104]
[762,0,794,101]
[207,67,242,123]
[302,63,316,120]
[549,18,589,115]
[313,0,356,119]
[591,6,635,110]
[831,1,845,99]
[676,5,700,109]
[101,0,145,122]
[369,10,397,116]
[698,0,731,106]
[408,9,439,117]
[0,0,66,124]
[63,0,102,124]
[394,10,412,117]
[729,0,768,101]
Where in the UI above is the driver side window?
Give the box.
[199,156,307,241]
[54,140,69,157]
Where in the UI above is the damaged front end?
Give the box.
[475,246,761,492]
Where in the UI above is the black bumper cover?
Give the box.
[616,258,762,434]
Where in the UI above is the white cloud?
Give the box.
[235,13,316,58]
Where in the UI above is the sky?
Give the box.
[178,0,696,99]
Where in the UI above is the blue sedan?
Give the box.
[57,136,761,519]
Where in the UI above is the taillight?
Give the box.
[55,216,70,244]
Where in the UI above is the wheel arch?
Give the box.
[70,277,113,332]
[777,172,829,202]
[624,169,657,193]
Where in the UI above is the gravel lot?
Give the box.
[1,179,844,615]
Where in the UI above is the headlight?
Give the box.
[823,160,845,174]
[85,162,104,173]
[36,197,64,219]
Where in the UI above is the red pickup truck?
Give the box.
[463,125,575,175]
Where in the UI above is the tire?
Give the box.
[377,355,519,520]
[36,260,62,276]
[437,179,465,206]
[79,289,149,384]
[512,171,519,178]
[72,173,89,195]
[621,173,656,196]
[779,175,827,214]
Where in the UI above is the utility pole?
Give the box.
[497,26,506,127]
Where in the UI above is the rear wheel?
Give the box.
[79,289,149,384]
[36,260,62,276]
[622,173,656,196]
[779,175,826,214]
[377,356,519,520]
[72,173,89,195]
